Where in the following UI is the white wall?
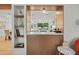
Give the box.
[5,14,12,31]
[0,29,5,38]
[0,10,12,38]
[64,5,79,46]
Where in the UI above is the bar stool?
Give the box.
[57,46,75,55]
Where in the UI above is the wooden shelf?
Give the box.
[15,43,24,48]
[14,15,24,18]
[15,26,24,28]
[17,35,24,37]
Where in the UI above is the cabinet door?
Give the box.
[27,35,63,55]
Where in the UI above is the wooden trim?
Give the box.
[0,4,11,10]
[27,5,64,11]
[56,6,64,11]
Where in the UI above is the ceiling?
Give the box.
[27,5,64,11]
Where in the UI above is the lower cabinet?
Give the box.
[27,35,63,55]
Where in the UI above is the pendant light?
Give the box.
[42,8,47,13]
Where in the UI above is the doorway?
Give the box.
[0,4,12,55]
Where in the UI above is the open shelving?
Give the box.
[13,5,25,48]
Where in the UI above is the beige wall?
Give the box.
[56,11,64,32]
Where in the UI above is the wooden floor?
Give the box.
[0,38,11,55]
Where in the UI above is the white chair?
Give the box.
[57,41,75,55]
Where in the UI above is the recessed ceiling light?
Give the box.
[31,6,34,10]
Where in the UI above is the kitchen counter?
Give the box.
[27,34,63,55]
[27,32,63,35]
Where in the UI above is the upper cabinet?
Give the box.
[26,5,64,35]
